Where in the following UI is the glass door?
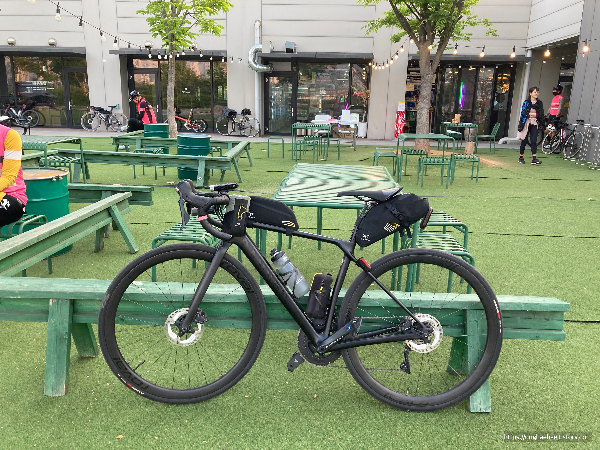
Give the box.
[490,65,515,139]
[473,67,495,134]
[264,72,296,135]
[130,69,162,121]
[457,67,477,123]
[63,66,89,127]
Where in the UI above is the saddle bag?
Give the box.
[246,196,299,233]
[354,193,430,247]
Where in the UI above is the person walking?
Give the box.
[126,90,157,132]
[0,123,27,227]
[517,86,544,165]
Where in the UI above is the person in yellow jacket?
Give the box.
[0,123,27,227]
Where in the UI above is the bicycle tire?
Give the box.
[541,133,554,154]
[195,118,207,133]
[22,110,40,127]
[81,112,101,131]
[216,117,232,136]
[242,118,259,137]
[36,110,46,126]
[108,113,128,131]
[550,133,562,154]
[563,131,583,158]
[339,248,502,412]
[98,243,267,404]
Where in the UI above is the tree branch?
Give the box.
[389,1,418,42]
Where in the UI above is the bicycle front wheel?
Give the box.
[563,131,583,158]
[23,110,40,127]
[98,243,267,404]
[242,118,260,137]
[339,248,502,412]
[108,113,128,131]
[216,118,232,135]
[541,133,554,154]
[81,112,100,131]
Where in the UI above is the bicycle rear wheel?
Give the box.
[108,113,128,131]
[242,118,260,137]
[23,110,40,127]
[339,248,502,412]
[541,133,554,154]
[563,131,582,158]
[81,112,100,131]
[98,243,267,404]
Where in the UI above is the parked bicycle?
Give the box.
[1,101,40,128]
[169,106,207,133]
[98,181,503,412]
[81,105,128,132]
[216,108,259,137]
[542,119,584,158]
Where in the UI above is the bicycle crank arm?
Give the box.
[316,317,362,354]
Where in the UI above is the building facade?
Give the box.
[0,0,589,141]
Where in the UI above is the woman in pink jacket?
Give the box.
[0,123,27,226]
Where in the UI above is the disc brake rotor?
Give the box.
[297,329,341,366]
[406,313,443,353]
[164,308,204,347]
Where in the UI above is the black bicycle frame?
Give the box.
[183,220,428,352]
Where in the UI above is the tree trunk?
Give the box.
[167,55,176,138]
[415,49,433,151]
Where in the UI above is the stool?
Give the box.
[267,136,285,158]
[398,148,428,181]
[373,150,399,176]
[0,214,52,275]
[326,138,341,159]
[416,156,450,188]
[293,138,317,161]
[133,146,167,179]
[450,154,480,184]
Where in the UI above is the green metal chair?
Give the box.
[416,156,451,188]
[478,122,500,153]
[450,153,480,184]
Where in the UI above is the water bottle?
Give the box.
[270,249,310,298]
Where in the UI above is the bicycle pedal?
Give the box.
[287,352,304,372]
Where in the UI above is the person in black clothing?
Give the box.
[126,90,157,132]
[517,86,544,165]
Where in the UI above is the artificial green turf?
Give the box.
[1,137,599,448]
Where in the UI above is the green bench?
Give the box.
[0,277,568,411]
[52,140,252,186]
[0,192,138,278]
[68,183,154,206]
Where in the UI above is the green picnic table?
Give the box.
[272,163,398,249]
[396,133,456,183]
[20,135,83,167]
[441,123,479,152]
[112,134,235,153]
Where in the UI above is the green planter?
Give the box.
[177,133,211,180]
[144,123,169,138]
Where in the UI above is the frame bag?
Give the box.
[246,196,299,233]
[355,193,429,247]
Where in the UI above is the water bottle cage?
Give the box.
[279,268,301,297]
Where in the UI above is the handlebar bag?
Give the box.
[354,193,429,247]
[222,195,250,237]
[246,196,299,233]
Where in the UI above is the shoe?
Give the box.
[543,144,551,149]
[120,125,128,132]
[518,157,525,164]
[531,158,542,165]
[118,145,126,150]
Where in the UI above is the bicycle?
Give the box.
[216,107,259,137]
[81,105,128,132]
[170,106,207,133]
[98,181,503,411]
[548,119,584,158]
[1,101,40,128]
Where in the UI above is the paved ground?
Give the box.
[18,125,523,149]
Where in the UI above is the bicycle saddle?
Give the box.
[337,187,403,201]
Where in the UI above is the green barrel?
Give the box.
[22,168,72,255]
[177,133,211,180]
[144,123,169,138]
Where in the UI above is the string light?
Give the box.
[545,45,550,57]
[479,46,485,57]
[453,44,458,55]
[181,49,185,55]
[428,44,433,50]
[222,56,225,62]
[238,58,243,63]
[113,37,119,49]
[148,49,152,58]
[79,16,83,26]
[511,46,516,58]
[390,58,394,64]
[55,3,61,21]
[100,31,106,42]
[368,62,372,66]
[400,45,404,53]
[410,38,414,44]
[583,40,589,53]
[394,52,399,59]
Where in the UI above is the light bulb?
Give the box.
[400,45,404,53]
[511,46,516,58]
[55,13,61,21]
[410,39,414,44]
[222,56,225,62]
[28,0,35,4]
[545,46,550,57]
[200,52,203,57]
[394,53,398,59]
[148,53,152,58]
[583,40,589,52]
[480,46,485,57]
[385,63,389,67]
[428,45,433,50]
[453,44,458,55]
[181,50,185,55]
[100,32,106,42]
[368,62,372,66]
[113,38,118,49]
[390,59,394,64]
[158,53,162,59]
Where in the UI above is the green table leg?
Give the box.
[317,207,323,249]
[44,298,73,396]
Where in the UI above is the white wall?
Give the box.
[527,0,584,48]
